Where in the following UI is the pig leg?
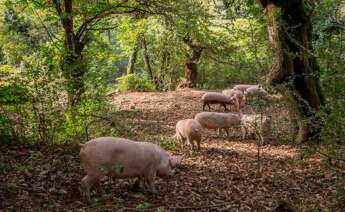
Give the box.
[203,103,206,111]
[175,131,181,142]
[207,103,211,110]
[94,179,103,194]
[222,103,227,111]
[239,97,245,107]
[234,100,240,112]
[175,131,187,147]
[187,138,195,150]
[144,170,157,194]
[132,177,141,192]
[217,128,221,136]
[181,137,187,146]
[241,126,247,140]
[196,137,201,150]
[177,133,186,147]
[225,128,230,138]
[142,178,152,191]
[178,131,186,145]
[81,175,99,202]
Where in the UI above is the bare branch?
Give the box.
[86,25,119,31]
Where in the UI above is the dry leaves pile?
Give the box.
[1,90,344,211]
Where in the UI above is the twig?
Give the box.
[30,6,61,43]
[316,150,345,163]
[86,201,238,211]
[89,114,113,122]
[168,201,238,210]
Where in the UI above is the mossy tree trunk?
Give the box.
[184,48,202,88]
[157,50,170,90]
[53,0,88,107]
[179,35,203,88]
[141,36,154,81]
[126,42,139,75]
[258,0,325,142]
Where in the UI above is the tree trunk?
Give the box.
[126,43,138,75]
[141,37,154,81]
[184,46,203,88]
[184,60,197,87]
[259,0,325,142]
[178,35,203,88]
[158,50,170,90]
[53,0,87,107]
[63,51,86,107]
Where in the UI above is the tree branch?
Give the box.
[76,3,164,43]
[29,5,62,43]
[52,0,62,16]
[75,1,134,42]
[86,25,119,31]
[257,0,268,8]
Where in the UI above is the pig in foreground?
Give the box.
[174,119,203,150]
[240,114,272,144]
[195,112,241,137]
[79,137,181,201]
[201,92,234,111]
[233,84,257,92]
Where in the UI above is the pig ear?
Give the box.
[169,155,182,168]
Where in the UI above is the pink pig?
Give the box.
[174,119,203,150]
[79,137,181,201]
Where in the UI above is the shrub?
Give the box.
[320,101,345,144]
[0,54,115,144]
[116,73,155,92]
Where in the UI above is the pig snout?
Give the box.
[157,168,174,179]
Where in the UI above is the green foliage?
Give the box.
[156,136,181,151]
[135,202,152,210]
[116,73,155,92]
[0,85,28,104]
[320,101,345,144]
[0,64,29,104]
[313,0,345,144]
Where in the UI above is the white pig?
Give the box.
[174,119,202,150]
[244,85,268,102]
[201,92,234,111]
[233,84,257,92]
[194,112,241,138]
[79,137,181,201]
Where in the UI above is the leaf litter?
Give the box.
[1,89,344,211]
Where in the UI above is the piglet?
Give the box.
[79,137,182,201]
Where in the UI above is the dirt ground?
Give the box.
[1,89,344,211]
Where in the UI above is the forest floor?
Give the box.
[1,89,345,211]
